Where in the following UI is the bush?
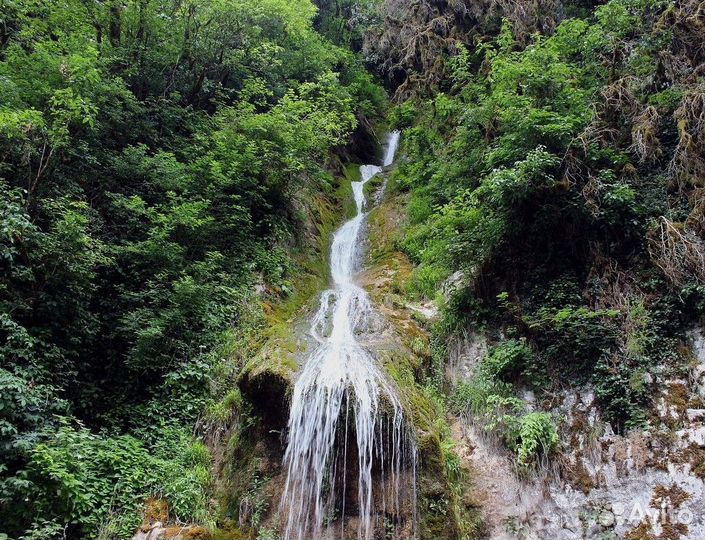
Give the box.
[450,337,559,469]
[388,101,418,129]
[8,421,214,540]
[593,356,650,431]
[534,306,620,373]
[480,339,534,382]
[512,412,559,468]
[407,264,448,300]
[451,378,558,469]
[450,377,516,417]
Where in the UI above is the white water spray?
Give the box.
[280,132,415,540]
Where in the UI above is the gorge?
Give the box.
[2,1,705,540]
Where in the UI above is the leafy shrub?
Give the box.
[0,368,63,458]
[388,101,418,129]
[451,378,558,469]
[407,189,434,225]
[533,306,620,373]
[648,86,683,111]
[407,264,448,300]
[15,421,213,540]
[593,357,649,431]
[480,339,534,382]
[512,412,559,468]
[0,368,68,535]
[450,376,516,417]
[450,337,558,468]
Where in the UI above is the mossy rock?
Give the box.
[237,170,359,428]
[363,180,483,539]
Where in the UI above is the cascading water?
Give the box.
[280,132,416,540]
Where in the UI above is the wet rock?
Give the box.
[131,525,209,540]
[580,388,596,407]
[132,522,165,540]
[406,300,438,320]
[691,328,705,363]
[520,388,537,405]
[598,509,616,527]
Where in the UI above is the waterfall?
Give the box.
[280,131,416,540]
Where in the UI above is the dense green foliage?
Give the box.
[450,341,559,469]
[20,421,211,539]
[312,0,380,50]
[391,0,705,432]
[3,0,705,535]
[0,1,384,537]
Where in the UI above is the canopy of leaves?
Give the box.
[391,0,704,429]
[0,1,385,537]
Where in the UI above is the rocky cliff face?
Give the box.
[448,329,705,539]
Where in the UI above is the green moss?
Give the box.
[341,164,360,219]
[205,389,244,424]
[363,167,385,199]
[239,170,355,390]
[208,525,252,540]
[217,420,262,527]
[364,186,482,538]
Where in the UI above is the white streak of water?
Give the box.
[280,131,415,540]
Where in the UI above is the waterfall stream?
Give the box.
[280,132,417,540]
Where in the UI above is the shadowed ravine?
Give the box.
[279,132,417,540]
